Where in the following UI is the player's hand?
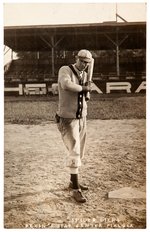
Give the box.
[82,85,92,92]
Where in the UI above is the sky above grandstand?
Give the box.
[3,2,146,26]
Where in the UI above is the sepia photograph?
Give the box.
[2,1,148,230]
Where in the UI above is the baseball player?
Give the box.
[56,49,93,203]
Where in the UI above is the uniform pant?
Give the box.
[57,117,86,174]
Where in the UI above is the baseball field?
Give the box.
[4,93,146,229]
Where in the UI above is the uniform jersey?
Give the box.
[57,64,88,118]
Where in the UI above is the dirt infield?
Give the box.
[4,119,146,229]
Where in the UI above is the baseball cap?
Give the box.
[77,49,92,62]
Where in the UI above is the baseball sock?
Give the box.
[70,174,80,189]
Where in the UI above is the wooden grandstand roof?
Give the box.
[4,22,146,52]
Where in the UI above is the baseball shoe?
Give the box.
[69,182,89,191]
[73,189,87,203]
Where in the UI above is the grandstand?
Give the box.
[4,22,146,95]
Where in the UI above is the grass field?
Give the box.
[4,94,146,124]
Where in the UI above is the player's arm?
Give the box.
[58,66,82,92]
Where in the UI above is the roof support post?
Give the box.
[104,30,128,76]
[40,35,55,76]
[116,28,120,76]
[40,34,64,77]
[50,35,64,77]
[116,45,120,76]
[104,33,119,76]
[51,36,55,77]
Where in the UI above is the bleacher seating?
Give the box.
[4,59,53,83]
[4,56,146,86]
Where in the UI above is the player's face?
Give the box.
[76,58,90,71]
